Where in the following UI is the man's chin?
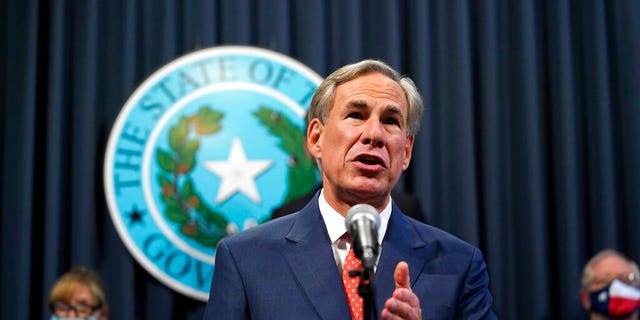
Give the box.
[345,181,390,200]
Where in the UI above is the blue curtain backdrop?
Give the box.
[2,0,639,319]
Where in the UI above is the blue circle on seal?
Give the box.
[104,46,322,301]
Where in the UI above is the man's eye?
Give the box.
[347,112,362,119]
[383,118,400,125]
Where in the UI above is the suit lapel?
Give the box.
[280,196,351,320]
[374,204,428,314]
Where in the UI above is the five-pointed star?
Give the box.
[204,137,272,204]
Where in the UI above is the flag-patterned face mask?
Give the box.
[590,279,640,318]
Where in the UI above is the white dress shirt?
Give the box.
[318,189,392,272]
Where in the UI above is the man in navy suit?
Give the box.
[203,59,496,319]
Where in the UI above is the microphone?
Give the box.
[345,204,381,270]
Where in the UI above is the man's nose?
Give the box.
[361,119,385,148]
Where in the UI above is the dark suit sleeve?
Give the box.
[203,240,247,319]
[458,248,497,319]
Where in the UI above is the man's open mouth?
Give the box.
[355,154,385,167]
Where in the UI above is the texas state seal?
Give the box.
[103,46,322,301]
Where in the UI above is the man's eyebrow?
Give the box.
[387,105,403,115]
[346,100,403,115]
[346,100,368,109]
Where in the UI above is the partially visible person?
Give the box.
[580,249,640,320]
[48,266,109,320]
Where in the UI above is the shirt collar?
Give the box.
[318,188,392,245]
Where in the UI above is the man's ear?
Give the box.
[306,118,323,159]
[402,135,415,170]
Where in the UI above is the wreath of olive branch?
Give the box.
[155,105,319,247]
[253,106,319,224]
[155,106,229,248]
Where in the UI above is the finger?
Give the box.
[394,261,410,289]
[393,288,421,308]
[382,295,422,320]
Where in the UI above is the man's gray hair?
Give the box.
[307,59,424,136]
[581,249,640,289]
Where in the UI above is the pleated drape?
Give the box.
[2,1,639,319]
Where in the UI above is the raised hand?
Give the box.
[381,261,422,320]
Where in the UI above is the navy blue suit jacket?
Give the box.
[203,193,496,319]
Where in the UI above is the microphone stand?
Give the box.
[349,266,377,320]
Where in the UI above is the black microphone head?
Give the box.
[345,204,380,269]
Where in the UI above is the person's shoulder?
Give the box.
[403,216,480,254]
[400,218,488,276]
[220,212,299,247]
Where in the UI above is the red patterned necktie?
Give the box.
[343,247,363,320]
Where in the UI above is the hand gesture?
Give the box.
[381,261,422,320]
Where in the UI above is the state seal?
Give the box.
[103,46,322,301]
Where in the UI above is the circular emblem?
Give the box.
[104,46,322,301]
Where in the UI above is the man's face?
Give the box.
[307,72,414,212]
[580,254,640,318]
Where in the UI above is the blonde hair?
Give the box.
[48,266,108,308]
